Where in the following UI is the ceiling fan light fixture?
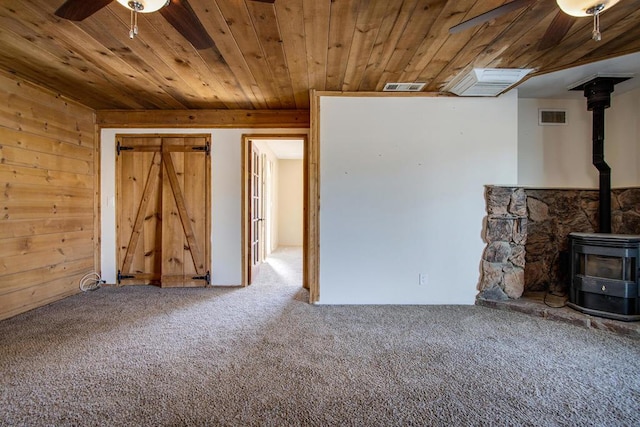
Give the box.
[116,0,169,13]
[116,0,169,39]
[556,0,620,41]
[555,0,619,17]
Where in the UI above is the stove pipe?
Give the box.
[583,78,614,233]
[571,76,630,234]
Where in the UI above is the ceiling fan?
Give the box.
[54,0,276,50]
[449,0,621,50]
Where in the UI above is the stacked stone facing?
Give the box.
[479,186,640,300]
[479,187,527,300]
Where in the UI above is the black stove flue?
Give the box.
[570,76,630,233]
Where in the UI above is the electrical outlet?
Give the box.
[419,273,427,286]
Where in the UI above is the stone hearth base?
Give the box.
[477,292,640,338]
[479,186,640,298]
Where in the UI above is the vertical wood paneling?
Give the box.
[162,150,185,281]
[116,136,162,285]
[0,70,96,320]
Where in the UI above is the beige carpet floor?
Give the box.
[1,247,639,426]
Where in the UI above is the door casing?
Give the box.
[241,134,309,289]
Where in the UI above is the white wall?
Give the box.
[318,93,519,305]
[100,128,307,286]
[607,88,640,187]
[518,87,640,187]
[277,159,303,246]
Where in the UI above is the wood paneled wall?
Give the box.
[0,70,97,320]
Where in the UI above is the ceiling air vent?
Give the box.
[539,109,567,125]
[383,82,426,92]
[447,68,533,97]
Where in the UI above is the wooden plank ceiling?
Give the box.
[0,0,639,110]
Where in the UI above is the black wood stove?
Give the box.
[569,233,640,322]
[566,76,639,322]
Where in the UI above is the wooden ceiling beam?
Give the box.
[96,109,310,128]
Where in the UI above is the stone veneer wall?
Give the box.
[479,187,528,300]
[479,186,640,300]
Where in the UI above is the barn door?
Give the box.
[116,135,211,287]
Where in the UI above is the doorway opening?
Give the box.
[241,135,307,289]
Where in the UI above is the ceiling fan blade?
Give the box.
[160,0,216,50]
[55,0,114,21]
[449,0,536,34]
[538,11,576,50]
[248,0,276,3]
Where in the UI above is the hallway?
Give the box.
[252,246,303,290]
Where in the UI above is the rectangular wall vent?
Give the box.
[383,82,426,92]
[447,68,533,97]
[539,109,567,125]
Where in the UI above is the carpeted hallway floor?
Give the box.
[1,247,639,426]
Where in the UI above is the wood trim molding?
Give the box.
[307,90,320,303]
[313,91,454,98]
[241,136,249,287]
[241,133,310,290]
[93,120,101,279]
[97,110,310,128]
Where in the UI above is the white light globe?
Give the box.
[556,0,621,17]
[116,0,169,13]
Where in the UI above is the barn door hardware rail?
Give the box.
[192,271,211,285]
